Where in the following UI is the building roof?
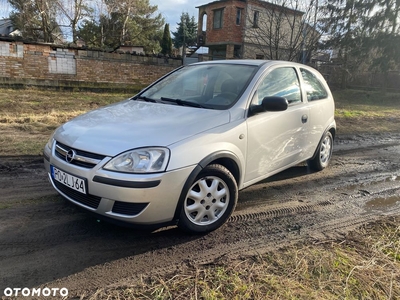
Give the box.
[0,19,13,35]
[196,0,304,15]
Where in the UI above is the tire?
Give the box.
[178,164,238,233]
[308,131,333,171]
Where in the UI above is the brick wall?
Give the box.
[0,40,181,91]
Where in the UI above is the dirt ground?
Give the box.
[1,132,400,299]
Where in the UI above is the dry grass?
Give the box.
[0,88,132,155]
[85,218,400,300]
[333,89,400,134]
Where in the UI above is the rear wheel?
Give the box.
[178,164,238,233]
[308,131,333,171]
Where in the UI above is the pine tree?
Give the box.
[364,0,400,77]
[320,0,400,88]
[161,23,172,56]
[172,12,197,51]
[320,0,369,88]
[8,0,61,43]
[77,0,164,52]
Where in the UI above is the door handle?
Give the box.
[301,114,308,124]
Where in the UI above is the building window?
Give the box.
[213,8,223,29]
[236,8,242,25]
[253,11,259,28]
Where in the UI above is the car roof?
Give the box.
[188,60,326,79]
[189,59,268,67]
[189,59,311,69]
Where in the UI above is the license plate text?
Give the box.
[52,166,86,194]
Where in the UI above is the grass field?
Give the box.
[333,89,400,134]
[0,89,131,156]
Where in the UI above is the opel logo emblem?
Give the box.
[66,149,76,163]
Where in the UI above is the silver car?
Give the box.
[43,60,336,233]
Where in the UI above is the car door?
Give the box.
[244,66,310,185]
[299,67,335,156]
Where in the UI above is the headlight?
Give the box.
[45,133,55,150]
[103,147,170,173]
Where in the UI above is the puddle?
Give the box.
[365,195,400,212]
[344,175,399,193]
[386,175,399,182]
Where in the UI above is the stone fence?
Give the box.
[0,38,181,92]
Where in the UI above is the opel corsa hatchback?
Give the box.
[44,60,336,233]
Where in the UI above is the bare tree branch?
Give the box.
[244,0,321,62]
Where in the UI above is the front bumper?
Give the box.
[44,144,195,225]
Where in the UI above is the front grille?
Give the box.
[55,142,106,169]
[54,180,101,209]
[112,201,148,216]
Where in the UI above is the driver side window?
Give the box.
[252,67,301,106]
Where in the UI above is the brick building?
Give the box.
[197,0,314,61]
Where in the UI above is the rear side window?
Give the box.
[253,67,301,105]
[300,68,328,101]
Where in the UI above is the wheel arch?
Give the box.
[329,126,336,140]
[173,151,242,221]
[198,152,242,187]
[310,125,336,160]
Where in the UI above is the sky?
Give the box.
[0,1,10,19]
[0,0,208,32]
[153,0,207,31]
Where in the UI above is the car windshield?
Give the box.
[139,63,257,110]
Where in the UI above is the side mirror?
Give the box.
[250,96,288,115]
[262,96,289,111]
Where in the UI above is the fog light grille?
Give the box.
[112,201,148,216]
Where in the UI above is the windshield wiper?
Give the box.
[133,95,157,103]
[160,97,206,108]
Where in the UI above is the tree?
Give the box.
[8,0,62,42]
[172,12,198,56]
[244,0,322,62]
[160,23,172,55]
[319,0,369,88]
[363,0,400,76]
[320,0,400,88]
[77,0,164,52]
[56,0,93,43]
[104,0,163,51]
[76,18,103,47]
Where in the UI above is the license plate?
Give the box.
[51,166,87,194]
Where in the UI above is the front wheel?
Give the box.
[308,131,333,171]
[178,164,238,233]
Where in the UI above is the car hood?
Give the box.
[55,100,231,156]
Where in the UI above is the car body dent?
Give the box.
[167,118,246,171]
